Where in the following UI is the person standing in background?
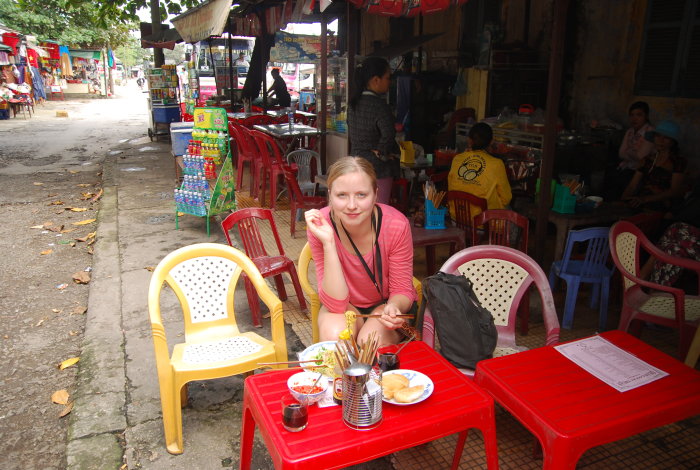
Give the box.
[347,57,399,204]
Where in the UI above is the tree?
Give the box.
[0,0,133,48]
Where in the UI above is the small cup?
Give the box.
[281,394,308,432]
[426,153,433,165]
[377,352,400,372]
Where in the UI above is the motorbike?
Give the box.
[137,77,145,90]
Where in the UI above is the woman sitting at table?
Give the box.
[347,57,399,205]
[621,120,687,212]
[447,122,512,219]
[305,157,417,346]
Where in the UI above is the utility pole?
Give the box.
[151,0,164,68]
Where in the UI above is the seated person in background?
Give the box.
[267,68,291,108]
[648,222,700,288]
[305,157,417,346]
[447,122,512,219]
[618,101,654,171]
[621,120,687,212]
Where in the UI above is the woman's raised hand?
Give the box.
[375,303,405,330]
[305,209,335,244]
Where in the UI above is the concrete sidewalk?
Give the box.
[65,137,392,470]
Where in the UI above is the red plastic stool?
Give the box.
[390,178,410,213]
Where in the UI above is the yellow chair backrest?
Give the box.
[298,242,422,343]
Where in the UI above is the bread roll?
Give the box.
[393,385,424,403]
[382,374,410,399]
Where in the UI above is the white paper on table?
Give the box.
[554,336,669,392]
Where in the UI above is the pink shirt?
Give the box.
[307,203,417,313]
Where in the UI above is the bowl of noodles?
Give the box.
[298,341,337,379]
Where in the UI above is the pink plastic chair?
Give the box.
[282,166,326,238]
[422,245,560,377]
[609,220,700,359]
[221,208,307,327]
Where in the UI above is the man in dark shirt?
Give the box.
[267,68,291,108]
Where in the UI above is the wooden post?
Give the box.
[320,14,328,171]
[534,0,570,264]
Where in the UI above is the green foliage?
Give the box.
[95,0,201,25]
[0,0,134,48]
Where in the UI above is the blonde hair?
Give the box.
[326,156,378,191]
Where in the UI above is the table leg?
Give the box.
[450,430,469,470]
[481,422,500,470]
[543,439,580,470]
[425,245,436,276]
[239,403,255,470]
[553,220,570,261]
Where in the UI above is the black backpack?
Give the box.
[422,271,498,369]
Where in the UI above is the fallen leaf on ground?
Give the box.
[80,192,94,200]
[72,272,91,284]
[48,225,64,232]
[69,170,79,174]
[35,318,45,327]
[77,183,91,187]
[87,237,96,246]
[56,283,68,290]
[48,200,64,206]
[69,330,79,336]
[72,219,96,226]
[59,402,73,418]
[69,207,88,212]
[90,188,104,202]
[33,182,44,186]
[70,305,87,315]
[51,389,70,405]
[43,221,54,227]
[52,308,62,313]
[30,225,44,229]
[144,266,155,272]
[48,193,58,197]
[59,357,80,370]
[40,249,53,255]
[60,228,77,234]
[74,232,95,243]
[87,246,94,255]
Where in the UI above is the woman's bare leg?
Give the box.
[318,306,364,342]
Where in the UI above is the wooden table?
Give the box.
[520,201,633,260]
[411,224,466,276]
[474,330,700,470]
[240,341,499,470]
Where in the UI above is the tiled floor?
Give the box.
[231,181,700,470]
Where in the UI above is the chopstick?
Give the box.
[257,359,320,366]
[354,313,415,319]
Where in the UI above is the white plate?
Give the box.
[382,369,434,406]
[298,341,337,379]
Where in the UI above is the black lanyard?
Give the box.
[330,206,384,300]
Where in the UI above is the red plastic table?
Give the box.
[240,341,499,469]
[474,330,700,470]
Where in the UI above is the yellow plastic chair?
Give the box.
[298,242,422,343]
[685,324,700,368]
[148,243,287,454]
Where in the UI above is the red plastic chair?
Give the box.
[473,209,531,334]
[230,124,258,192]
[282,166,327,238]
[447,190,487,246]
[422,245,560,377]
[221,208,307,327]
[609,221,700,359]
[248,129,288,209]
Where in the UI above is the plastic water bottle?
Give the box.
[287,108,294,131]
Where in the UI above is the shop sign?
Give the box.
[270,31,322,63]
[172,0,233,44]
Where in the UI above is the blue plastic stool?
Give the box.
[548,227,615,331]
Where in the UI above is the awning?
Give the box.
[27,44,49,58]
[172,0,233,43]
[70,50,101,60]
[140,27,182,50]
[0,43,11,52]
